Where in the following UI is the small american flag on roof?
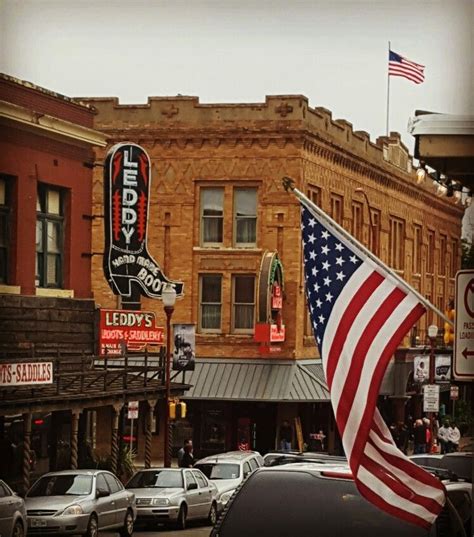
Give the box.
[389,50,425,84]
[300,201,446,529]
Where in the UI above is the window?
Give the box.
[370,209,380,256]
[185,471,197,489]
[36,185,64,288]
[201,188,224,245]
[427,230,435,274]
[104,473,122,493]
[0,177,10,284]
[199,274,222,332]
[248,458,259,471]
[330,194,343,224]
[308,185,321,206]
[389,216,405,270]
[96,474,108,493]
[232,275,255,332]
[193,472,207,488]
[413,224,422,275]
[351,201,363,242]
[234,188,257,246]
[439,234,447,276]
[243,462,251,478]
[451,238,458,277]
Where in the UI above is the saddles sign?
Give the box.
[103,143,184,299]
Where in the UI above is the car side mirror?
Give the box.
[96,488,110,498]
[187,482,198,491]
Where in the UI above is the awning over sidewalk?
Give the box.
[182,358,396,402]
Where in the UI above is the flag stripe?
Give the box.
[388,50,425,84]
[346,301,425,470]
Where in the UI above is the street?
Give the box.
[101,522,212,537]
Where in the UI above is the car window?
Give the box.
[0,484,6,497]
[248,458,258,471]
[27,474,93,497]
[243,462,251,478]
[195,463,240,480]
[96,474,109,493]
[193,472,207,488]
[104,473,121,494]
[126,470,183,489]
[185,471,197,489]
[447,489,472,526]
[441,455,472,481]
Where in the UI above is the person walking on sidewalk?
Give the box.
[447,422,461,453]
[437,420,450,454]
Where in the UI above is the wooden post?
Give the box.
[145,400,157,469]
[22,412,32,494]
[70,410,81,469]
[111,404,122,476]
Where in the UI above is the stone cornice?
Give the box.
[0,100,107,147]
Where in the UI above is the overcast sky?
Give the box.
[1,0,473,231]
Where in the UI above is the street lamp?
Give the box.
[427,324,438,453]
[354,188,375,251]
[162,283,177,468]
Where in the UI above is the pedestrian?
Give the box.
[238,436,250,451]
[447,422,461,453]
[279,420,293,452]
[178,439,192,467]
[413,419,426,454]
[423,417,431,452]
[437,420,450,454]
[180,441,195,468]
[396,422,408,454]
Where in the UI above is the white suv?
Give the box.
[194,451,263,510]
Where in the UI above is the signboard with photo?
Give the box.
[413,355,429,383]
[172,324,196,371]
[434,355,451,382]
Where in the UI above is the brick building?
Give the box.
[83,94,464,456]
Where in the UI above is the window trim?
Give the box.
[199,274,222,333]
[233,187,257,247]
[200,187,224,247]
[0,176,11,285]
[388,215,405,271]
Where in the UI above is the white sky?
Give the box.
[1,0,473,231]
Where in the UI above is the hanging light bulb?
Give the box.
[436,183,448,196]
[454,188,462,204]
[466,195,472,207]
[416,168,426,184]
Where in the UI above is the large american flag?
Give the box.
[389,50,425,84]
[301,201,446,529]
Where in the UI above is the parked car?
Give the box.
[125,467,218,530]
[0,480,27,537]
[211,462,471,537]
[410,452,472,482]
[263,450,346,467]
[194,451,263,509]
[25,469,136,537]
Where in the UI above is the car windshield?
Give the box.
[195,463,240,480]
[126,470,183,489]
[27,475,92,497]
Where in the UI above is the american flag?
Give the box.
[301,201,446,529]
[389,50,425,84]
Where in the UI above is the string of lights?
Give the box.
[415,163,472,206]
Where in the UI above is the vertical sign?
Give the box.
[454,270,474,380]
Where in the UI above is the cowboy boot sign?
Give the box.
[103,142,184,299]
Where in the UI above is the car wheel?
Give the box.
[119,509,134,537]
[84,514,98,537]
[176,504,187,530]
[208,501,218,525]
[12,520,25,537]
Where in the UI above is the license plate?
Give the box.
[30,519,47,528]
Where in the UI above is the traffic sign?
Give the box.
[454,270,474,380]
[128,400,139,420]
[423,384,440,413]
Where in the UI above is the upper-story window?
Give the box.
[36,184,63,288]
[451,238,458,277]
[232,275,255,333]
[370,208,381,256]
[308,185,321,206]
[234,188,257,246]
[201,188,224,245]
[426,229,435,274]
[439,234,447,276]
[413,224,422,275]
[199,274,222,332]
[351,201,363,242]
[389,216,405,271]
[0,177,10,284]
[330,193,343,224]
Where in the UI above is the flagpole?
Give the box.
[386,41,391,136]
[282,177,453,326]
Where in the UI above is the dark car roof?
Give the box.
[212,465,434,537]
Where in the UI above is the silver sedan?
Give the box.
[25,469,136,537]
[126,468,219,530]
[0,480,27,537]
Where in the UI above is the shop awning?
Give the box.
[182,358,396,402]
